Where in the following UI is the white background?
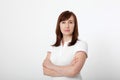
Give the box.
[0,0,120,80]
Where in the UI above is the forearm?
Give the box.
[49,57,85,77]
[43,51,86,77]
[43,66,64,77]
[50,64,77,77]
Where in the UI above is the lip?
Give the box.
[65,30,70,32]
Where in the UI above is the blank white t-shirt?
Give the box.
[47,40,88,80]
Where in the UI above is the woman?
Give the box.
[43,10,88,80]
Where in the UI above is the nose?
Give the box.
[65,22,69,28]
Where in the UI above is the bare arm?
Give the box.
[43,66,63,77]
[43,51,87,77]
[43,52,64,77]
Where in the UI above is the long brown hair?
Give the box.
[52,10,79,46]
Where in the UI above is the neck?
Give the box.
[62,35,72,43]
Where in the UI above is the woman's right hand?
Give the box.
[43,52,54,69]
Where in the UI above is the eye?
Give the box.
[61,21,66,24]
[69,21,73,24]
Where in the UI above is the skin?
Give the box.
[43,15,87,77]
[60,15,75,43]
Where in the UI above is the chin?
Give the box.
[63,33,72,36]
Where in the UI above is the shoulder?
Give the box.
[74,39,88,54]
[47,45,60,52]
[47,45,54,52]
[76,40,88,47]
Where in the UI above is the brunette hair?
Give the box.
[52,10,79,46]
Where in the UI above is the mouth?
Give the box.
[65,30,70,32]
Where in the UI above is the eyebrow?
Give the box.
[68,20,74,21]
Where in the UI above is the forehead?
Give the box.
[63,16,74,21]
[60,15,75,22]
[68,16,74,21]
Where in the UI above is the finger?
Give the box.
[71,60,75,65]
[71,58,76,64]
[43,59,48,66]
[42,61,46,67]
[71,57,79,64]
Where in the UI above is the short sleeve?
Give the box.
[75,41,88,57]
[47,45,53,53]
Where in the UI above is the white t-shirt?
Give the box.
[47,40,88,80]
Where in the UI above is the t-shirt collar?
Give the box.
[60,39,72,46]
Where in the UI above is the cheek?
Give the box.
[70,26,75,32]
[60,26,64,33]
[60,23,65,29]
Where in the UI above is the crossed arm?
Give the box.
[42,51,87,77]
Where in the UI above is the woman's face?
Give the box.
[60,15,75,37]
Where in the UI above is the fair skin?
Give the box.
[43,15,87,77]
[43,51,87,77]
[60,15,74,43]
